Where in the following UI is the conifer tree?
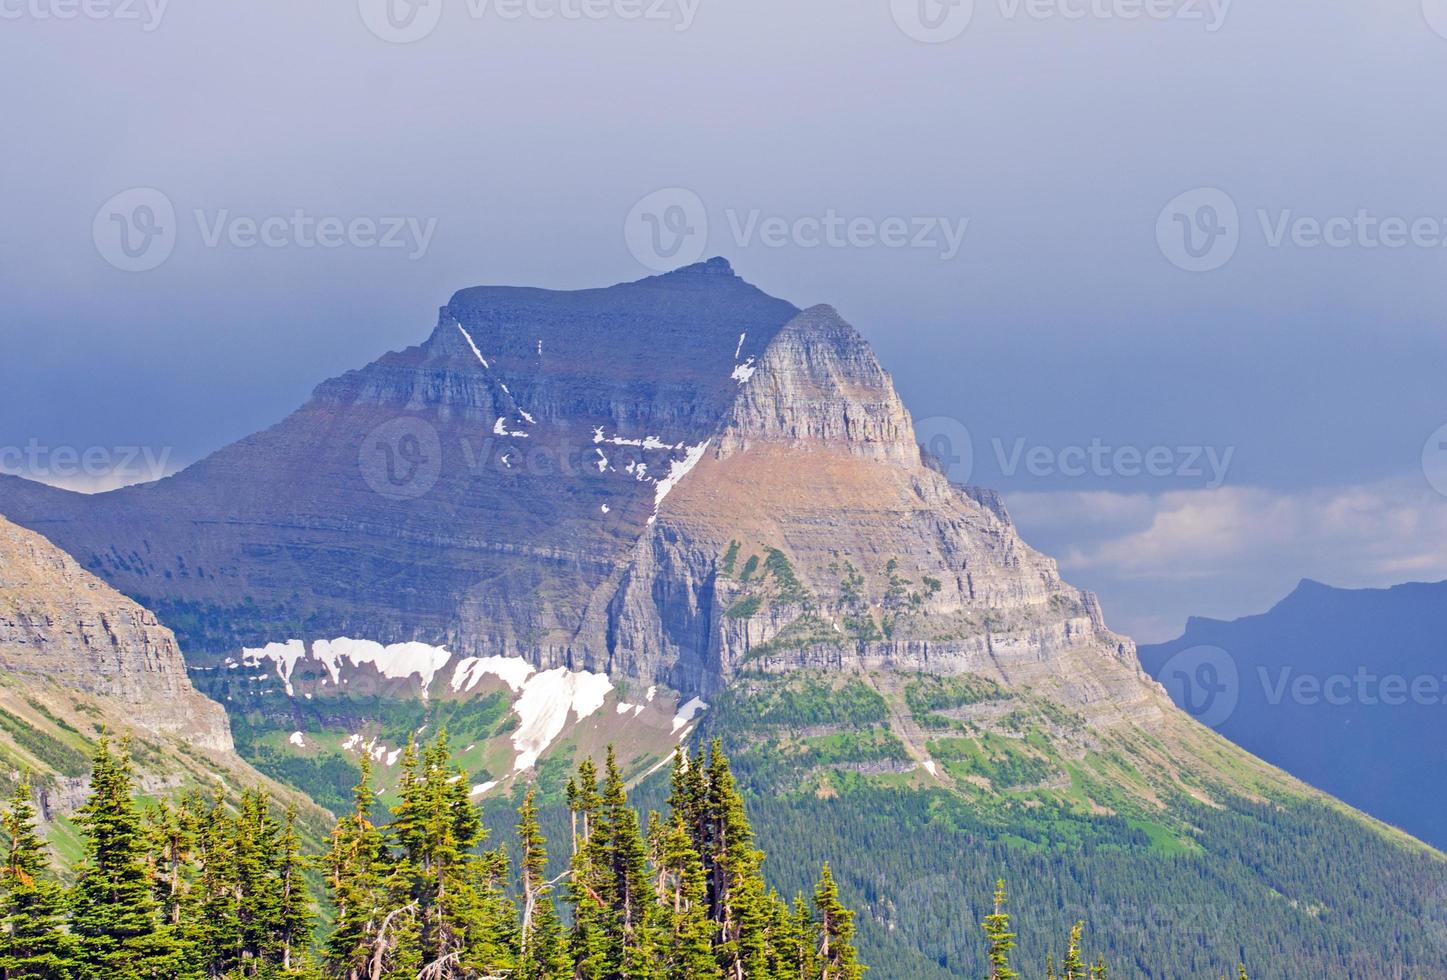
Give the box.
[813,863,864,980]
[324,756,388,980]
[192,792,241,975]
[981,878,1018,980]
[598,747,658,977]
[650,813,718,980]
[567,759,611,979]
[787,894,820,980]
[1061,922,1087,980]
[69,735,188,979]
[517,789,569,980]
[235,788,285,966]
[382,730,515,979]
[276,804,313,973]
[0,775,78,979]
[702,741,771,980]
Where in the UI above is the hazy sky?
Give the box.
[5,0,1447,640]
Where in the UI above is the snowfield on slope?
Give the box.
[242,638,706,779]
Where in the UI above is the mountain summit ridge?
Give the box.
[0,261,1157,724]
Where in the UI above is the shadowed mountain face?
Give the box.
[0,259,1153,714]
[0,259,797,679]
[1140,578,1447,851]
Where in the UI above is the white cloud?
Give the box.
[1007,478,1447,643]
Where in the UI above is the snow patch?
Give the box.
[288,731,306,748]
[471,781,498,797]
[493,417,530,438]
[455,322,490,368]
[240,640,307,695]
[672,697,708,734]
[735,331,746,358]
[310,638,454,699]
[510,668,614,773]
[593,429,682,451]
[452,656,536,694]
[731,357,756,384]
[654,440,711,511]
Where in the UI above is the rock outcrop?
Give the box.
[0,515,233,751]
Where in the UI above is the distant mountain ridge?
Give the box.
[1140,576,1447,850]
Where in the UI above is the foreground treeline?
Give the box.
[0,732,1228,980]
[0,734,869,979]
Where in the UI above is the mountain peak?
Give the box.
[664,256,736,277]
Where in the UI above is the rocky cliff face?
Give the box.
[0,259,1162,727]
[602,303,1159,723]
[0,515,233,751]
